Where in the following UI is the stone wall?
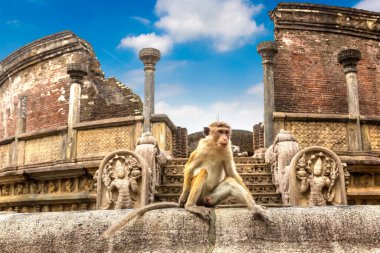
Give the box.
[0,206,379,252]
[271,3,380,116]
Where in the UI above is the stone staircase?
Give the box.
[155,157,283,206]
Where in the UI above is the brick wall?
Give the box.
[272,3,380,116]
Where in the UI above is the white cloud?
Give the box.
[156,84,186,100]
[245,82,263,95]
[155,97,263,134]
[119,0,264,54]
[130,16,151,26]
[118,33,173,55]
[354,0,380,12]
[154,0,264,52]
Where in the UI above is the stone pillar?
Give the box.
[13,96,28,166]
[139,48,161,133]
[257,41,278,148]
[338,49,362,151]
[66,63,87,159]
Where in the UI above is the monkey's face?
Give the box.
[214,127,231,148]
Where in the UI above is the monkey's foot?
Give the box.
[251,205,273,224]
[185,205,211,221]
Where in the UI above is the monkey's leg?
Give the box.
[206,177,273,223]
[185,169,211,220]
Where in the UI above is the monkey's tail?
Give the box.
[102,202,180,238]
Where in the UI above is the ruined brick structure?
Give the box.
[252,123,264,152]
[256,3,380,204]
[0,31,176,212]
[0,31,142,138]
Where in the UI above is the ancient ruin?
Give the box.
[255,2,380,205]
[1,2,380,252]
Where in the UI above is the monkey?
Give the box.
[102,121,271,238]
[178,121,272,222]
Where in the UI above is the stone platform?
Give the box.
[0,206,379,252]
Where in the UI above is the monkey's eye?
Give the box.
[217,129,230,135]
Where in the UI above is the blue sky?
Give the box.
[1,0,378,133]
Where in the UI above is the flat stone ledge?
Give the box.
[0,206,379,253]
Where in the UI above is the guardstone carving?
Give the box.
[289,146,349,207]
[95,150,150,209]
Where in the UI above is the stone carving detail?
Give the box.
[165,126,173,152]
[0,144,9,169]
[0,176,96,212]
[369,125,380,150]
[77,126,132,158]
[286,121,348,150]
[24,135,62,164]
[63,179,73,193]
[95,150,150,210]
[289,146,349,207]
[102,155,141,209]
[265,129,300,204]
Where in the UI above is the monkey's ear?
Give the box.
[203,127,210,136]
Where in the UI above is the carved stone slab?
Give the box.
[289,146,348,207]
[95,150,150,209]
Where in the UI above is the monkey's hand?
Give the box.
[252,205,273,224]
[178,191,189,208]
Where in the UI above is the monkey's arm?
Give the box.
[179,151,202,207]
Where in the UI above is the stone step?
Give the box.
[156,184,277,195]
[162,174,273,185]
[163,164,271,175]
[154,193,282,206]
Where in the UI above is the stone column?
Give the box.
[257,41,278,148]
[338,49,362,151]
[13,96,28,166]
[139,48,161,133]
[66,63,87,159]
